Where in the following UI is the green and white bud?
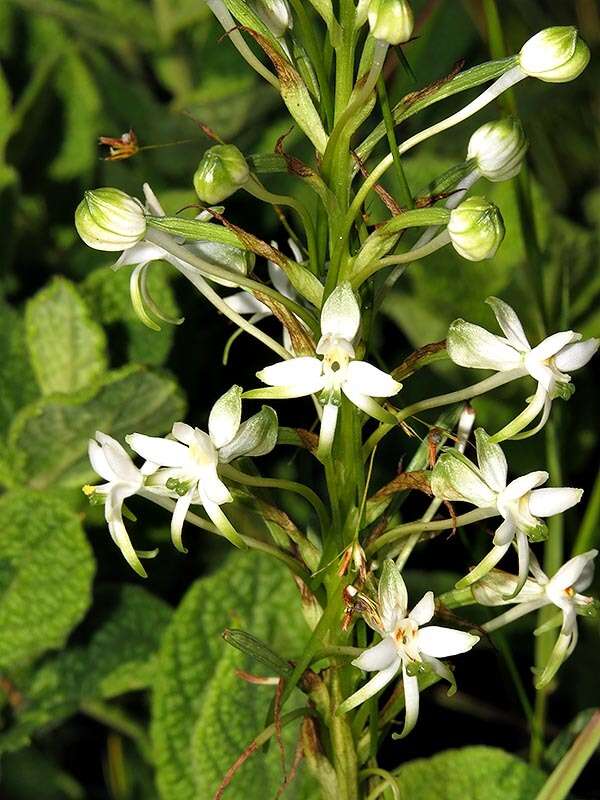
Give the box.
[193,144,250,204]
[368,0,414,44]
[467,118,528,182]
[75,188,146,251]
[448,197,505,261]
[519,27,590,83]
[251,0,292,38]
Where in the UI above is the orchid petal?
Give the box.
[395,664,419,739]
[447,319,522,371]
[172,422,196,445]
[344,361,401,398]
[379,559,408,629]
[554,338,599,372]
[337,659,401,715]
[501,471,548,503]
[529,330,580,361]
[416,626,479,658]
[528,487,583,518]
[209,385,242,448]
[548,550,598,594]
[492,517,516,547]
[352,636,398,672]
[320,282,360,342]
[224,291,270,315]
[485,297,531,351]
[126,433,188,467]
[94,432,141,485]
[409,591,435,626]
[475,428,508,492]
[257,357,323,392]
[89,439,117,482]
[171,490,193,553]
[340,383,398,423]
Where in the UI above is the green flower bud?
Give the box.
[75,188,146,251]
[251,0,293,37]
[193,144,250,204]
[448,197,505,261]
[368,0,414,45]
[467,117,528,182]
[519,26,590,83]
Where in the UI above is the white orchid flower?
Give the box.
[447,296,599,441]
[474,549,598,688]
[126,386,277,551]
[338,560,479,736]
[247,282,401,459]
[85,431,158,578]
[432,428,583,594]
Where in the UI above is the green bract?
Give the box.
[193,144,250,204]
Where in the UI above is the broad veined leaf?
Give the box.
[0,490,95,672]
[0,301,38,437]
[152,551,317,800]
[25,277,108,395]
[8,365,186,489]
[394,746,547,800]
[0,584,171,754]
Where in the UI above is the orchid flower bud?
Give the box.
[193,144,250,204]
[467,118,528,182]
[368,0,414,45]
[75,188,146,251]
[448,197,505,261]
[519,27,590,83]
[251,0,293,37]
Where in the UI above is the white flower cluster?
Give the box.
[85,387,278,576]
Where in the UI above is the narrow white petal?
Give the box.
[409,591,435,626]
[338,659,401,714]
[352,637,398,672]
[89,439,116,482]
[95,434,141,485]
[486,297,531,351]
[320,282,360,342]
[126,433,188,467]
[548,550,598,594]
[257,356,323,390]
[529,331,580,362]
[268,261,294,297]
[396,665,419,739]
[525,358,556,393]
[492,517,516,547]
[341,383,397,423]
[501,471,548,503]
[475,428,507,492]
[316,401,339,460]
[171,491,193,553]
[447,319,522,371]
[528,487,583,518]
[513,529,531,597]
[115,241,163,267]
[209,385,242,449]
[172,422,195,445]
[554,339,599,372]
[416,626,479,658]
[198,463,231,505]
[344,361,401,398]
[142,182,166,216]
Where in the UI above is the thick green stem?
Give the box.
[534,711,600,800]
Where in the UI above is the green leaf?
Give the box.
[394,746,547,799]
[0,301,38,437]
[82,262,181,366]
[8,365,186,489]
[152,550,316,800]
[25,277,108,395]
[0,584,171,754]
[0,490,95,672]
